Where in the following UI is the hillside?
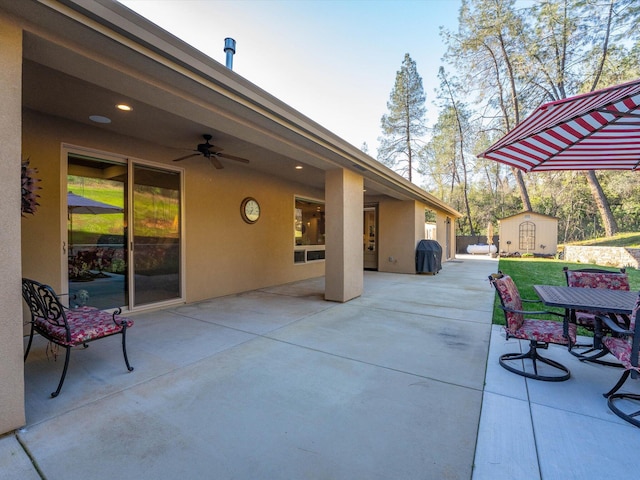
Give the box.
[566,232,640,248]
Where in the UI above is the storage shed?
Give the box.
[498,211,558,257]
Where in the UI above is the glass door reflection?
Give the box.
[132,165,181,307]
[67,154,127,310]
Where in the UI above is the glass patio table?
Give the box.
[533,285,637,350]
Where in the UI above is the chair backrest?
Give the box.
[21,278,68,329]
[489,273,524,334]
[629,294,640,370]
[21,278,45,319]
[563,266,629,291]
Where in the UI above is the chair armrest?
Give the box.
[597,314,633,336]
[48,292,76,311]
[499,305,564,319]
[521,298,542,304]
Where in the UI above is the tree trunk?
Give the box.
[585,170,617,236]
[512,168,532,210]
[581,0,616,238]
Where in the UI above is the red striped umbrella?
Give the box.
[478,79,640,172]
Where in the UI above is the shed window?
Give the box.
[519,221,535,252]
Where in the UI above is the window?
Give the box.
[519,221,535,252]
[294,197,325,263]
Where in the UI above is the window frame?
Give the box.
[293,195,325,264]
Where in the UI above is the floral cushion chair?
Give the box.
[22,278,134,397]
[600,293,640,427]
[564,267,629,363]
[489,273,577,381]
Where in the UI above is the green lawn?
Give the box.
[491,257,640,327]
[564,232,640,248]
[68,177,179,244]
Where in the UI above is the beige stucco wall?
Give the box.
[0,14,26,433]
[377,199,425,274]
[499,212,558,255]
[21,110,326,308]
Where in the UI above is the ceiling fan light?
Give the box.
[172,134,250,168]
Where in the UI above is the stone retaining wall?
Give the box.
[563,245,640,269]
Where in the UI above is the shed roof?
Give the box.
[498,211,559,222]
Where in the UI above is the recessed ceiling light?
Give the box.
[89,115,111,124]
[116,104,132,111]
[295,165,303,170]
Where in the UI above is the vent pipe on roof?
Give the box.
[224,38,236,70]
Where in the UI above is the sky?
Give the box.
[118,0,462,155]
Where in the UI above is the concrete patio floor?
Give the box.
[2,255,639,479]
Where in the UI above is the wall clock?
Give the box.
[240,197,260,224]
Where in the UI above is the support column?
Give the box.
[0,15,26,433]
[325,169,363,302]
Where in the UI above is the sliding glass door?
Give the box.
[67,152,182,310]
[132,165,181,307]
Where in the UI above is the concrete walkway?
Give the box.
[6,255,640,479]
[475,326,640,480]
[3,257,498,479]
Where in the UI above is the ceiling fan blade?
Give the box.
[209,155,224,169]
[173,152,199,162]
[217,153,250,164]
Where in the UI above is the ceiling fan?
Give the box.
[173,134,250,169]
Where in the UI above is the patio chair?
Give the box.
[600,292,640,428]
[563,267,629,364]
[489,272,576,381]
[22,278,134,398]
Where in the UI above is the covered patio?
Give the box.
[0,0,461,435]
[3,257,640,479]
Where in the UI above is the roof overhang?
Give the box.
[4,0,461,217]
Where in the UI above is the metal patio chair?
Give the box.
[22,278,134,397]
[563,267,629,364]
[600,293,640,427]
[489,273,576,381]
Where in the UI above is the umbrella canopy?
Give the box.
[67,192,123,214]
[478,79,640,172]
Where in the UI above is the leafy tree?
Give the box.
[443,0,640,239]
[423,67,477,235]
[442,0,533,210]
[524,0,619,236]
[377,53,427,182]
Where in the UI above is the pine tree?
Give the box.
[377,53,427,183]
